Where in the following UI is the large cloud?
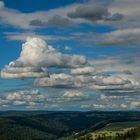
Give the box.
[0,0,139,31]
[17,37,87,67]
[34,72,139,94]
[90,55,140,84]
[34,73,93,88]
[67,4,123,22]
[88,75,139,93]
[108,0,140,28]
[1,66,49,78]
[1,37,87,78]
[0,1,79,29]
[0,1,125,29]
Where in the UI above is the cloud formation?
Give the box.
[0,0,140,111]
[62,90,88,101]
[1,37,87,78]
[100,28,140,46]
[0,89,89,109]
[30,15,72,27]
[35,72,139,94]
[71,66,96,75]
[0,1,125,29]
[0,87,140,110]
[34,73,74,88]
[89,75,139,94]
[0,1,78,29]
[18,37,86,68]
[0,90,47,109]
[90,56,140,84]
[67,4,123,22]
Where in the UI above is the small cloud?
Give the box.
[131,101,140,108]
[120,104,127,108]
[64,46,72,51]
[71,66,96,75]
[123,70,133,75]
[100,95,124,100]
[63,90,87,98]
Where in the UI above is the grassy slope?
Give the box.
[70,121,140,140]
[100,121,140,131]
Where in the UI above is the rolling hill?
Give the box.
[0,111,140,140]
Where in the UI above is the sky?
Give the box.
[0,0,140,111]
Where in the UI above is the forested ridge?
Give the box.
[0,111,140,140]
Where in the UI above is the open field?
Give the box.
[100,121,140,131]
[61,120,140,140]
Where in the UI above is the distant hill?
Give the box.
[68,122,140,140]
[0,111,140,140]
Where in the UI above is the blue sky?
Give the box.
[0,0,140,111]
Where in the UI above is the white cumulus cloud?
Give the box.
[1,37,87,78]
